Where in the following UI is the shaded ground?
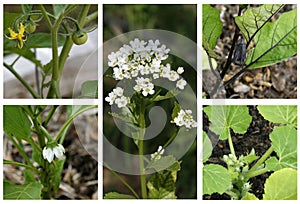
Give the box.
[203,4,297,99]
[203,106,275,199]
[3,106,98,199]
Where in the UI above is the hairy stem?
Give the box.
[249,146,274,172]
[245,167,269,179]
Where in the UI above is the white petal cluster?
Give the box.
[106,39,187,102]
[151,146,165,161]
[174,109,197,129]
[43,144,65,163]
[105,87,129,108]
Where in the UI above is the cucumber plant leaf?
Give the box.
[203,105,252,140]
[263,168,297,200]
[257,105,297,128]
[235,4,284,42]
[203,164,231,195]
[3,180,42,200]
[241,192,259,200]
[104,192,136,199]
[203,131,212,162]
[202,4,222,59]
[265,126,297,171]
[245,8,297,69]
[4,106,32,141]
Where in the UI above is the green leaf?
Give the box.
[263,168,297,200]
[3,180,42,199]
[53,158,66,195]
[266,126,297,170]
[202,4,222,59]
[235,4,284,41]
[146,155,180,172]
[4,106,32,141]
[171,101,181,120]
[152,89,180,102]
[245,8,297,69]
[80,80,98,98]
[257,105,297,128]
[53,4,68,18]
[26,33,66,48]
[203,131,212,162]
[24,169,35,183]
[241,192,259,200]
[32,145,43,166]
[203,105,252,140]
[202,48,218,70]
[104,192,136,199]
[3,12,22,32]
[22,5,33,15]
[203,164,231,195]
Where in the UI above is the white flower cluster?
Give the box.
[43,144,65,163]
[106,39,187,107]
[105,87,129,108]
[151,146,165,161]
[174,109,197,129]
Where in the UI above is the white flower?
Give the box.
[151,145,165,160]
[177,67,184,74]
[176,79,187,90]
[113,87,124,97]
[174,109,197,129]
[142,86,155,96]
[115,96,129,108]
[168,71,180,81]
[43,144,65,163]
[105,92,116,105]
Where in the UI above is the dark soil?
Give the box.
[203,106,276,200]
[203,4,297,99]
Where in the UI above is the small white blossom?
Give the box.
[43,144,65,163]
[151,146,165,160]
[115,96,129,108]
[177,67,184,74]
[176,79,187,90]
[174,109,197,129]
[105,92,116,105]
[113,87,124,97]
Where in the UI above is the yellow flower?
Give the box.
[5,23,26,48]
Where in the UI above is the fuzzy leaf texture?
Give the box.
[203,105,252,140]
[202,4,222,59]
[263,168,297,200]
[244,8,297,69]
[4,106,32,141]
[4,180,42,199]
[203,164,231,195]
[257,105,297,128]
[202,131,212,162]
[265,126,297,171]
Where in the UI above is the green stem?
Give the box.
[4,160,39,174]
[43,105,59,126]
[245,167,270,179]
[39,5,52,29]
[4,63,40,98]
[85,11,98,25]
[39,125,53,141]
[55,105,97,143]
[249,146,274,172]
[228,132,236,157]
[104,163,140,199]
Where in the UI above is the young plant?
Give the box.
[202,4,297,98]
[104,39,196,199]
[3,105,97,199]
[4,4,98,98]
[203,105,297,200]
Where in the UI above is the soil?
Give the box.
[202,4,297,99]
[203,106,276,200]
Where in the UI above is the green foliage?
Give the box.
[146,155,180,172]
[203,164,231,195]
[104,192,136,199]
[21,5,33,15]
[203,105,252,140]
[202,4,222,59]
[241,192,259,200]
[263,168,297,200]
[80,80,98,98]
[3,106,32,140]
[4,180,43,200]
[26,33,66,48]
[53,4,67,18]
[202,131,212,162]
[257,105,297,128]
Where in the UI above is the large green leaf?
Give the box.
[26,33,66,48]
[104,192,136,199]
[3,180,42,199]
[80,80,98,98]
[263,168,297,200]
[203,131,212,162]
[257,105,297,128]
[4,106,32,141]
[202,4,222,59]
[203,164,231,195]
[265,126,297,171]
[241,192,259,200]
[53,4,68,18]
[245,9,297,69]
[3,12,22,32]
[235,4,284,41]
[53,158,66,195]
[146,155,180,173]
[203,105,252,140]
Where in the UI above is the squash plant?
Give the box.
[202,4,297,97]
[203,105,297,200]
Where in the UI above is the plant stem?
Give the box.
[104,163,140,199]
[245,167,269,179]
[4,159,39,174]
[249,146,274,172]
[39,5,52,29]
[227,132,236,156]
[4,63,40,98]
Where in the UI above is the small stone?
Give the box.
[233,84,251,93]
